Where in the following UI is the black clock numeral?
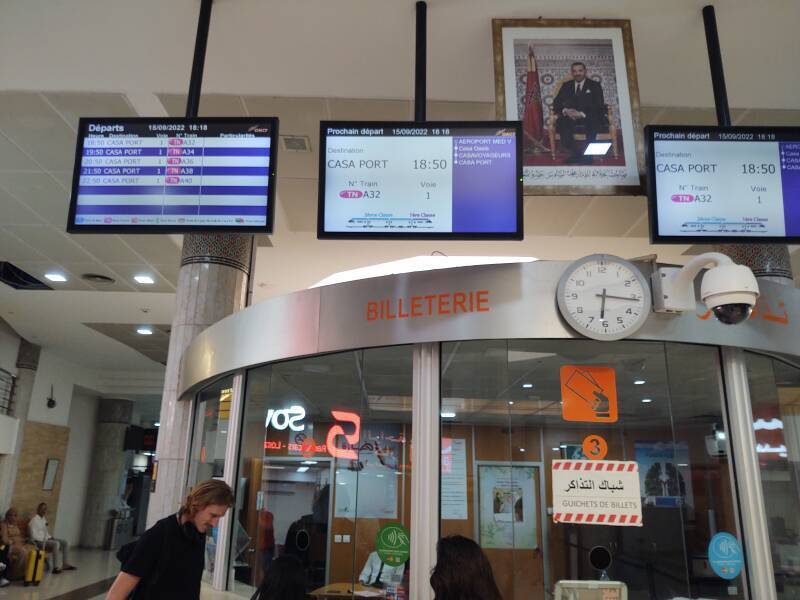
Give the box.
[576,307,583,314]
[617,317,624,324]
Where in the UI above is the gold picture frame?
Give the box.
[493,19,644,195]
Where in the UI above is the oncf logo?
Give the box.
[265,405,306,432]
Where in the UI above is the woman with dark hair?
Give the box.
[430,535,502,600]
[251,554,306,600]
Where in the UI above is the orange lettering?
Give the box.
[453,292,467,314]
[398,298,410,318]
[425,295,436,315]
[411,296,423,317]
[477,290,490,312]
[438,293,451,315]
[387,299,396,320]
[366,301,378,321]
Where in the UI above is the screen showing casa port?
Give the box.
[649,127,800,241]
[319,123,522,237]
[68,118,277,232]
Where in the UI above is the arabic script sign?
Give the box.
[552,460,642,527]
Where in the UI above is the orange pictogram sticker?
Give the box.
[561,365,618,423]
[582,434,609,460]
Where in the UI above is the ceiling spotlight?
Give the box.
[134,274,155,285]
[508,401,515,406]
[440,411,456,418]
[519,448,526,453]
[296,466,309,473]
[641,398,653,404]
[45,273,67,282]
[522,383,534,389]
[136,327,153,335]
[634,380,646,385]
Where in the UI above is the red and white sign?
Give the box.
[552,460,642,527]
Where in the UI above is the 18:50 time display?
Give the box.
[413,159,447,170]
[741,163,777,175]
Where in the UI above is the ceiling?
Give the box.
[0,0,799,377]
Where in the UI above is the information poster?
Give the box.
[552,460,642,527]
[334,424,403,519]
[478,465,538,549]
[635,441,694,509]
[441,438,468,520]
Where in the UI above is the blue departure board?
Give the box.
[67,117,278,233]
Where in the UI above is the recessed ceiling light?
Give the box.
[678,463,689,467]
[552,447,560,452]
[519,448,526,453]
[296,466,309,473]
[508,401,514,406]
[137,327,153,335]
[154,422,160,427]
[45,273,67,282]
[440,411,456,418]
[522,383,533,389]
[641,398,653,404]
[302,460,318,465]
[134,274,155,285]
[634,380,646,385]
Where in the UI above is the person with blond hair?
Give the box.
[106,479,234,600]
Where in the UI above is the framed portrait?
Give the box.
[493,19,644,195]
[42,458,60,491]
[477,463,538,549]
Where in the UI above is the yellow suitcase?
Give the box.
[24,548,45,586]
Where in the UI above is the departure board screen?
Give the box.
[647,125,800,243]
[318,121,523,239]
[67,117,278,233]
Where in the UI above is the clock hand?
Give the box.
[595,294,639,302]
[600,288,607,320]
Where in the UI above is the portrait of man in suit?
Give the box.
[553,62,605,164]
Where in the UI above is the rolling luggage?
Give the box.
[24,548,45,586]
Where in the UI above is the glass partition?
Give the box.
[187,374,236,582]
[440,340,744,600]
[746,353,800,598]
[231,346,413,597]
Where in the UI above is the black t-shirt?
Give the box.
[123,514,205,600]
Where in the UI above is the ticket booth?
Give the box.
[178,259,799,599]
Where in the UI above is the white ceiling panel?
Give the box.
[150,262,180,286]
[0,171,70,225]
[43,92,137,130]
[276,177,317,233]
[50,171,74,191]
[67,234,144,265]
[570,196,648,237]
[426,101,494,121]
[0,92,76,171]
[157,93,247,117]
[120,235,182,265]
[0,131,39,172]
[524,196,593,236]
[0,226,48,262]
[3,224,95,263]
[0,186,44,225]
[736,109,800,126]
[328,98,411,121]
[650,107,718,126]
[156,94,185,117]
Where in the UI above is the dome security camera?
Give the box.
[652,252,759,325]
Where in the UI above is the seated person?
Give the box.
[358,551,406,588]
[28,503,76,574]
[0,508,35,581]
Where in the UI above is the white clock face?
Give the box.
[557,255,651,341]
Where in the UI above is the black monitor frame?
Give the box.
[646,124,800,244]
[317,120,524,240]
[67,116,279,234]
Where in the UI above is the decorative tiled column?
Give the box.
[82,398,134,548]
[147,233,251,526]
[0,339,40,513]
[714,244,794,285]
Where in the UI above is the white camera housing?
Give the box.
[652,252,759,325]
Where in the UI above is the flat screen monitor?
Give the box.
[67,117,278,233]
[318,121,523,239]
[646,125,800,243]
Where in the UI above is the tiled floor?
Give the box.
[0,549,243,600]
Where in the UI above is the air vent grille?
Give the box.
[281,135,311,152]
[0,262,51,290]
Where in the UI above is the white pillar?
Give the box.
[147,234,251,526]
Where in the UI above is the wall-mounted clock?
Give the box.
[556,254,652,341]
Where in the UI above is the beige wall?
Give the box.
[10,421,70,528]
